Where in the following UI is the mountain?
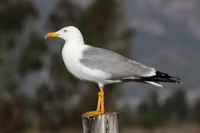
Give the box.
[124,0,200,40]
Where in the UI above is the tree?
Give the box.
[0,0,38,132]
[137,91,164,128]
[0,0,38,92]
[163,89,188,123]
[193,99,200,124]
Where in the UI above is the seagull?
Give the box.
[45,26,180,117]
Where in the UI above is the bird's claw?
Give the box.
[85,110,105,117]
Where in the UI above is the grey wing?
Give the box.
[80,47,156,80]
[80,47,155,79]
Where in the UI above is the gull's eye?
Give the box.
[63,29,68,32]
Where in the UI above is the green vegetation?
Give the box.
[120,89,200,129]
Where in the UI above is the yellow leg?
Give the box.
[100,88,105,112]
[85,87,105,117]
[96,91,101,111]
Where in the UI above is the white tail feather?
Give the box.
[145,81,164,88]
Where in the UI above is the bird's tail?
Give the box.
[139,71,181,88]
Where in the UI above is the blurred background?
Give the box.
[0,0,200,133]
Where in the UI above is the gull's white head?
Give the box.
[45,26,84,43]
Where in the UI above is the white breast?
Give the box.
[61,44,111,83]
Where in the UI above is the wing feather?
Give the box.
[80,46,156,79]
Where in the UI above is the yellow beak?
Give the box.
[45,32,60,39]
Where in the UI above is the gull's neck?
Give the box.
[62,35,85,58]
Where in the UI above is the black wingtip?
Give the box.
[142,71,181,84]
[155,71,181,84]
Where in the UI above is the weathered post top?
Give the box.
[82,112,119,133]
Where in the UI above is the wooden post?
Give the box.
[82,112,119,133]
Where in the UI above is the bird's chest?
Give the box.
[61,45,88,80]
[61,45,111,82]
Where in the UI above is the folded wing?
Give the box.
[80,46,156,79]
